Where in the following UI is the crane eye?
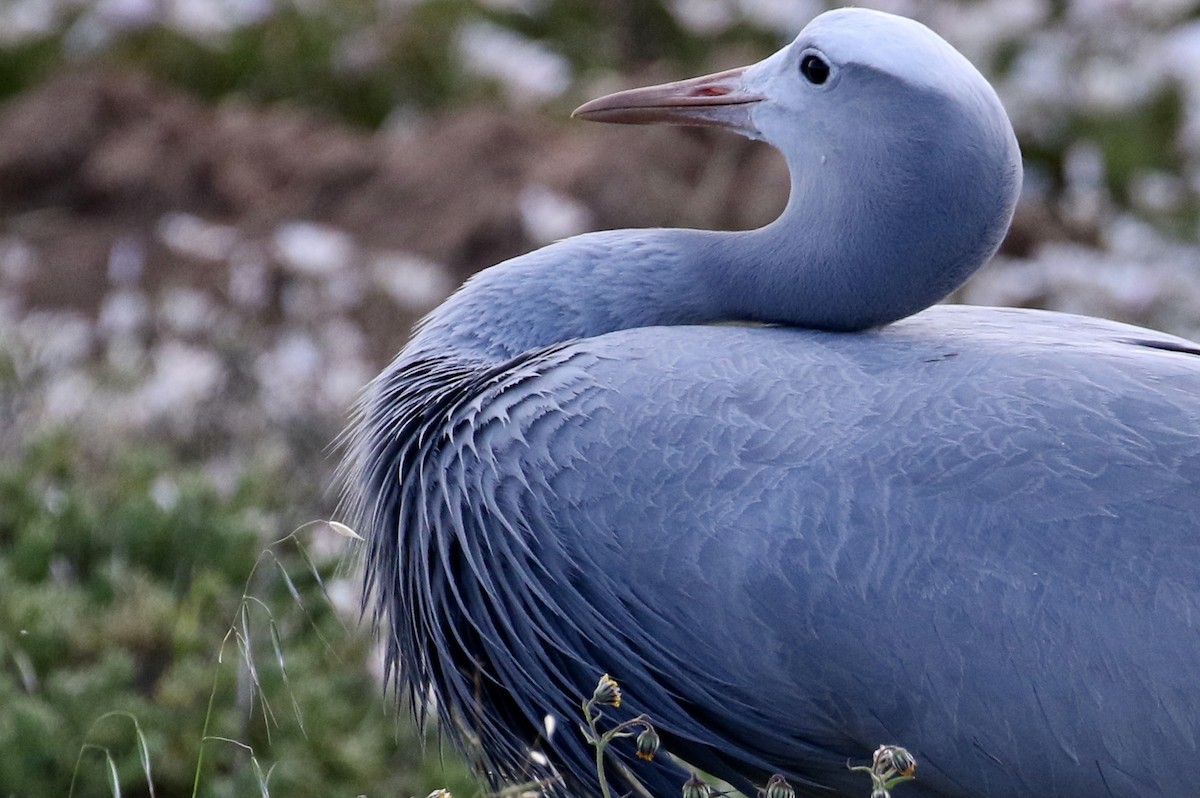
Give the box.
[800,54,830,85]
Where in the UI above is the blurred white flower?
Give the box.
[19,311,93,371]
[168,0,273,37]
[670,0,735,36]
[159,287,218,337]
[371,251,454,310]
[136,340,225,417]
[736,0,818,38]
[519,184,592,245]
[0,0,59,46]
[0,236,36,285]
[275,221,358,277]
[107,236,145,286]
[98,288,150,338]
[228,244,272,309]
[458,22,572,107]
[158,212,240,262]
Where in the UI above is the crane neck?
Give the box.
[401,216,983,368]
[400,129,1016,366]
[403,227,732,363]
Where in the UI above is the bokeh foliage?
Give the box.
[2,0,1198,239]
[0,0,777,127]
[0,433,476,797]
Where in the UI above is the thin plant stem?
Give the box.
[583,698,615,798]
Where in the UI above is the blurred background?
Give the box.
[2,0,1200,795]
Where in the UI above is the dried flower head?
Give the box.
[763,774,795,798]
[849,743,917,796]
[889,747,917,778]
[873,745,917,779]
[591,673,622,707]
[636,726,661,760]
[682,773,712,798]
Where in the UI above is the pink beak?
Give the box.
[572,65,763,133]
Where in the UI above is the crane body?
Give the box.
[344,8,1200,797]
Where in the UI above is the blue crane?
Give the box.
[343,8,1200,797]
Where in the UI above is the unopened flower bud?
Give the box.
[764,774,794,798]
[682,773,712,798]
[636,726,660,760]
[591,674,622,707]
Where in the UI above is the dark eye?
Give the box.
[800,54,830,85]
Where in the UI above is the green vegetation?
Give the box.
[0,433,476,797]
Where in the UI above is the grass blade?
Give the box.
[268,618,307,736]
[132,717,156,798]
[104,751,121,798]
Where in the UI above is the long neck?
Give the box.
[402,225,788,363]
[402,125,1016,365]
[719,123,1018,332]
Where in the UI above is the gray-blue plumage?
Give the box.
[343,8,1200,798]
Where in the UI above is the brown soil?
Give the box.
[0,69,792,364]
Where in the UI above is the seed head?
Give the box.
[873,745,916,779]
[682,773,712,798]
[763,774,795,798]
[591,674,622,707]
[636,726,660,760]
[889,747,916,778]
